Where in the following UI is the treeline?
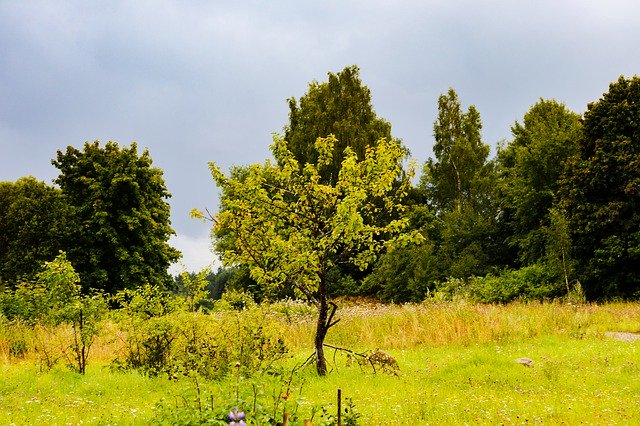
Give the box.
[0,142,179,295]
[1,66,639,304]
[207,67,640,304]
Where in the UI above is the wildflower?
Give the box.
[228,408,247,426]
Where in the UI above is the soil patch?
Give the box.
[604,331,640,342]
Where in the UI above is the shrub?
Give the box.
[468,263,564,303]
[113,286,288,379]
[0,253,106,372]
[215,289,256,311]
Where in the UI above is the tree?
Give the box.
[203,135,421,375]
[52,141,180,293]
[420,89,500,279]
[423,88,492,214]
[0,177,73,288]
[284,65,397,184]
[497,99,582,266]
[560,76,640,299]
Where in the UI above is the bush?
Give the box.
[361,244,440,303]
[113,286,288,379]
[0,253,106,372]
[468,263,564,303]
[214,289,256,311]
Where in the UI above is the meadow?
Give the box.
[1,300,639,425]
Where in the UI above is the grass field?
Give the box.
[1,301,639,425]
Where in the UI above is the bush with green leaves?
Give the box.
[113,285,288,379]
[468,263,564,303]
[214,289,257,311]
[112,284,179,375]
[0,252,106,372]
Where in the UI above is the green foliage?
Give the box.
[284,65,396,185]
[215,289,256,311]
[0,177,73,287]
[560,76,640,299]
[362,242,439,302]
[1,279,49,323]
[468,264,564,303]
[0,253,106,373]
[422,88,493,214]
[1,252,82,324]
[497,99,582,266]
[209,134,419,301]
[52,141,180,293]
[112,284,179,375]
[174,269,211,312]
[437,206,500,279]
[207,133,421,374]
[418,89,501,283]
[113,285,287,379]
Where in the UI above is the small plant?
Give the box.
[216,289,257,311]
[153,368,310,425]
[0,252,106,373]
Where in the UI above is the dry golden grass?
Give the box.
[2,300,640,366]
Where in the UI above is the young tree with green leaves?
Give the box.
[201,135,421,375]
[52,141,180,294]
[560,76,640,299]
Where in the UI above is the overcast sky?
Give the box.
[2,1,639,273]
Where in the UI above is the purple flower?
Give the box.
[228,408,246,425]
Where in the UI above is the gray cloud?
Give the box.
[2,0,639,270]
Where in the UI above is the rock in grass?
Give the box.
[515,357,534,367]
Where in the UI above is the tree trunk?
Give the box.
[315,295,329,375]
[313,278,340,376]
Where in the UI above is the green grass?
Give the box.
[0,363,180,424]
[288,334,640,424]
[1,301,640,424]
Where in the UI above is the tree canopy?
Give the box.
[422,88,492,214]
[560,76,640,299]
[284,65,397,184]
[497,99,582,265]
[52,141,180,293]
[418,89,500,280]
[0,177,73,288]
[204,134,422,374]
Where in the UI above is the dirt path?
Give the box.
[604,331,640,342]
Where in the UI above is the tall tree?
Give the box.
[497,99,582,265]
[52,141,180,293]
[0,177,73,287]
[284,65,397,184]
[560,76,640,299]
[202,135,421,375]
[423,88,491,214]
[420,89,499,279]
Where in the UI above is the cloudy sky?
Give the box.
[2,0,639,273]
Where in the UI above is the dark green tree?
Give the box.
[52,141,180,293]
[0,177,73,288]
[560,76,640,299]
[284,65,398,184]
[423,88,492,214]
[420,89,500,279]
[497,99,582,266]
